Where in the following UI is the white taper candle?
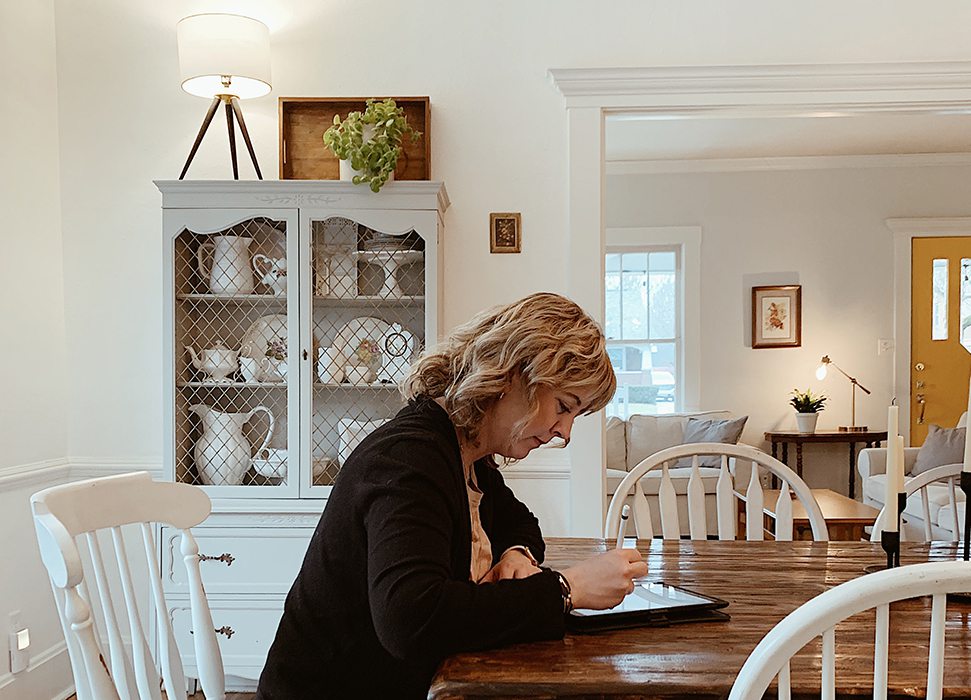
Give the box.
[964,374,971,473]
[885,405,899,530]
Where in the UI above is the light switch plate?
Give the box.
[877,338,894,355]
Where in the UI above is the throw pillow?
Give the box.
[675,415,748,467]
[912,423,966,475]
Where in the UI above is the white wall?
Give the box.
[607,164,971,491]
[0,0,73,697]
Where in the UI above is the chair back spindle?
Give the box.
[606,443,827,541]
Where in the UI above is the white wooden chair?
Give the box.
[605,442,828,541]
[729,560,971,700]
[31,471,224,700]
[870,462,964,543]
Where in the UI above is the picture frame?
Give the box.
[489,212,522,253]
[752,285,801,348]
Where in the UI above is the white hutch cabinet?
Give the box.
[155,180,448,683]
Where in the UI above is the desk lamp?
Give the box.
[177,13,271,180]
[815,355,870,432]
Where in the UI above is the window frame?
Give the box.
[605,226,701,412]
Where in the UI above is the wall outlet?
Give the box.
[877,338,894,355]
[8,611,28,674]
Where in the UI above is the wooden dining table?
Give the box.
[429,538,971,699]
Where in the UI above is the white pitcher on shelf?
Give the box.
[197,235,255,295]
[189,404,274,486]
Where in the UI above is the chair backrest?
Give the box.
[605,442,828,541]
[31,471,224,700]
[729,560,971,700]
[870,462,964,543]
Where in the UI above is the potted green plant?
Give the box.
[789,388,827,433]
[322,98,421,193]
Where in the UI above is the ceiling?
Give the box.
[605,111,971,162]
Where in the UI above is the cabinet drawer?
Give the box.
[170,596,284,681]
[161,527,313,595]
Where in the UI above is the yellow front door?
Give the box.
[911,236,971,443]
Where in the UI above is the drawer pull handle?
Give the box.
[198,552,235,566]
[215,625,235,639]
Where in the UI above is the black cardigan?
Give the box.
[255,397,566,699]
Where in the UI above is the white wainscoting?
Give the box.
[500,445,572,536]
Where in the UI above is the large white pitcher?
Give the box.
[189,404,274,485]
[197,235,255,294]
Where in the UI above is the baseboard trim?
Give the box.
[0,639,70,696]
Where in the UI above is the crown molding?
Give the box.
[550,62,971,108]
[606,151,971,175]
[885,216,971,237]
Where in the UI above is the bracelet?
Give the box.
[553,570,573,614]
[507,545,538,567]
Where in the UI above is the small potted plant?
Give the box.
[790,388,827,433]
[322,98,421,193]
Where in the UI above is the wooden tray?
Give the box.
[279,97,430,181]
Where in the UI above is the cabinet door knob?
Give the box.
[303,349,309,360]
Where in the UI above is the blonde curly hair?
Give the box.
[402,292,616,445]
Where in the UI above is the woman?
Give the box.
[256,292,647,699]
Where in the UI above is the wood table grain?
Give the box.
[429,539,971,699]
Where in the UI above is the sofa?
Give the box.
[606,410,755,536]
[857,412,967,541]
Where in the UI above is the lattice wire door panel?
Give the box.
[173,216,295,493]
[308,216,425,490]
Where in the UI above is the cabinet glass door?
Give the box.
[169,210,299,498]
[300,212,429,496]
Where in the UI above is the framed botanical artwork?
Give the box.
[752,285,802,348]
[490,212,521,253]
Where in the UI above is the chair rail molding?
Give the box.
[549,60,971,537]
[0,458,70,492]
[886,216,971,444]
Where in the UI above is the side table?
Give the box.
[763,430,888,500]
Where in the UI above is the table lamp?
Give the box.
[177,13,271,180]
[815,355,870,432]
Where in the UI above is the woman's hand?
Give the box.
[561,549,648,610]
[479,549,542,583]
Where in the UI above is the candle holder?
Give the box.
[865,491,906,573]
[946,472,971,604]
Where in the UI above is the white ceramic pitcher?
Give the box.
[197,235,255,295]
[189,404,274,485]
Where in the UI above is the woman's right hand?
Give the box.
[561,549,648,610]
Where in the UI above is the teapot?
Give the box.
[189,404,274,486]
[253,254,287,296]
[186,342,239,383]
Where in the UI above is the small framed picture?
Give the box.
[752,285,801,348]
[490,212,522,253]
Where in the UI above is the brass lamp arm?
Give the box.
[829,360,871,395]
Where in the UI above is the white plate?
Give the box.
[240,314,289,364]
[332,316,417,384]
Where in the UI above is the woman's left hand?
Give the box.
[479,549,542,583]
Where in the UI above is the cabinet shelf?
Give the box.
[313,295,424,307]
[178,381,287,388]
[178,293,286,302]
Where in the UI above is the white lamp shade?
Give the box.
[177,13,271,99]
[815,363,828,380]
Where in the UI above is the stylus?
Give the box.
[616,504,630,549]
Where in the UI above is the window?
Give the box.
[604,247,680,417]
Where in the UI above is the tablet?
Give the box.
[567,582,730,633]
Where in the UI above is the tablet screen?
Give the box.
[571,582,718,617]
